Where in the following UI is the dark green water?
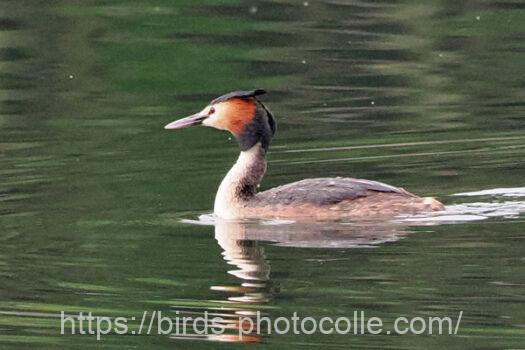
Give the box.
[1,0,525,348]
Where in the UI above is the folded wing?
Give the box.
[253,177,416,206]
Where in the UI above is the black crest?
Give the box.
[210,89,266,104]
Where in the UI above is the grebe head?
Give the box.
[164,89,276,151]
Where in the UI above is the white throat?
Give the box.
[214,143,266,219]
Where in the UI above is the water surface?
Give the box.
[1,0,524,348]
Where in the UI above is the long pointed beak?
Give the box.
[164,113,208,129]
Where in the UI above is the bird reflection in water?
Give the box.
[185,217,411,343]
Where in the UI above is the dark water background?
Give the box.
[1,0,524,348]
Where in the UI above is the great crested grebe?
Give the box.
[165,89,444,220]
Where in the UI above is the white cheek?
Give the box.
[202,114,220,128]
[202,117,212,127]
[202,108,227,130]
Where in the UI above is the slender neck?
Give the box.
[214,143,267,219]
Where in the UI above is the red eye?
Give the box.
[209,107,215,115]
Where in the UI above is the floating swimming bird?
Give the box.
[165,90,443,220]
